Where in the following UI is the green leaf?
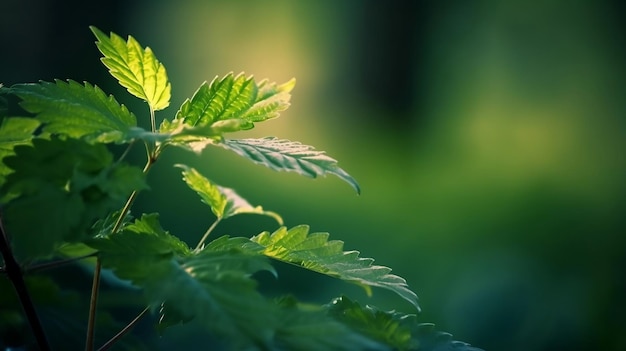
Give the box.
[90,26,171,111]
[157,75,294,152]
[0,117,40,184]
[219,137,361,194]
[176,164,283,224]
[327,296,484,351]
[1,137,146,260]
[243,78,295,122]
[3,186,84,260]
[175,73,257,127]
[251,225,419,310]
[10,80,137,143]
[90,221,279,348]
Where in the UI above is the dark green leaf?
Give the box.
[1,137,146,260]
[91,26,171,111]
[327,296,484,351]
[251,225,419,310]
[0,117,40,184]
[219,137,361,194]
[10,80,137,143]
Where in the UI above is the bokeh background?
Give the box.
[2,0,626,350]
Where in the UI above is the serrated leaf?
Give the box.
[88,213,190,256]
[91,26,171,111]
[242,78,295,122]
[176,164,282,224]
[10,80,137,143]
[327,296,484,351]
[157,75,294,152]
[251,225,419,310]
[175,73,257,127]
[1,137,146,260]
[219,137,361,194]
[90,222,279,348]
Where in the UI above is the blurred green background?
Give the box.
[2,0,626,350]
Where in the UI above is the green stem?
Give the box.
[150,106,156,133]
[97,306,150,351]
[85,153,157,351]
[0,213,50,351]
[195,217,222,251]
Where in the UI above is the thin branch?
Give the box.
[0,213,50,351]
[25,252,97,273]
[195,217,222,251]
[97,306,150,351]
[85,257,102,351]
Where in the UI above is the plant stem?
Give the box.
[195,218,222,251]
[85,152,157,351]
[97,306,150,351]
[26,252,97,273]
[85,257,102,351]
[0,214,50,351]
[150,106,156,133]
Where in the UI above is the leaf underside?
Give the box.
[219,137,361,194]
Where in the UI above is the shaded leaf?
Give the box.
[91,26,171,111]
[176,164,282,223]
[1,137,146,260]
[10,80,136,143]
[251,225,419,310]
[219,137,360,194]
[0,117,40,184]
[327,296,484,351]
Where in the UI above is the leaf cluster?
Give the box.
[0,27,482,350]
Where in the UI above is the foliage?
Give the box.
[0,27,482,350]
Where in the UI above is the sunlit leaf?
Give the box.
[242,78,295,122]
[219,137,361,194]
[175,73,257,127]
[91,26,171,111]
[251,225,419,310]
[176,164,282,224]
[10,80,136,143]
[327,296,484,351]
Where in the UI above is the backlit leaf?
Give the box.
[10,80,136,143]
[176,164,282,224]
[91,26,171,111]
[219,137,361,194]
[251,225,419,310]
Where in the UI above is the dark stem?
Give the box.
[85,257,102,351]
[25,252,98,273]
[85,155,157,351]
[0,214,50,351]
[96,306,150,351]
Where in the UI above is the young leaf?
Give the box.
[158,75,294,152]
[174,73,257,127]
[251,225,419,310]
[90,26,171,111]
[10,80,137,143]
[176,164,282,224]
[242,78,295,122]
[219,137,361,194]
[327,296,484,351]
